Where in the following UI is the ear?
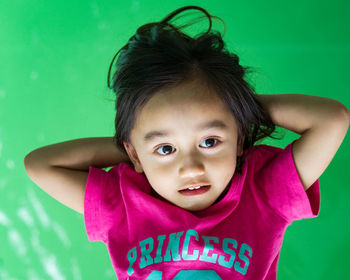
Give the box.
[123,141,144,173]
[237,135,245,156]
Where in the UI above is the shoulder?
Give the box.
[242,142,294,175]
[244,143,285,162]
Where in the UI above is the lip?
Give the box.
[180,183,210,191]
[178,185,211,196]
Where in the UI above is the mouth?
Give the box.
[178,185,211,196]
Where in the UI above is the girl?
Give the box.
[24,5,349,280]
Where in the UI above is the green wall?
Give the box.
[1,0,349,279]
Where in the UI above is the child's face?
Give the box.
[123,78,244,212]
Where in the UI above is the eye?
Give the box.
[154,138,222,156]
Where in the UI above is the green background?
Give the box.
[1,0,349,279]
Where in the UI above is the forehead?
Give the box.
[131,79,237,139]
[141,79,228,116]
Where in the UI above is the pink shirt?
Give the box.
[84,139,320,279]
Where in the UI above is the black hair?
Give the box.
[107,5,284,174]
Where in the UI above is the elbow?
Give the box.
[333,100,349,120]
[24,151,40,172]
[24,153,34,174]
[334,103,350,129]
[327,101,350,125]
[331,103,350,134]
[24,153,31,167]
[24,152,35,166]
[340,104,350,123]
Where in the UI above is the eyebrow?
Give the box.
[143,119,228,142]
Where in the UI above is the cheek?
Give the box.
[143,166,173,190]
[210,151,237,167]
[147,161,174,176]
[208,155,237,179]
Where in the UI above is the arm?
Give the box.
[24,137,130,214]
[257,93,349,191]
[25,137,131,171]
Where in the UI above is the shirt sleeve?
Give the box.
[254,140,321,224]
[84,165,122,243]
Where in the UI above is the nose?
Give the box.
[178,155,205,178]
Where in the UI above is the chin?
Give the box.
[184,203,210,212]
